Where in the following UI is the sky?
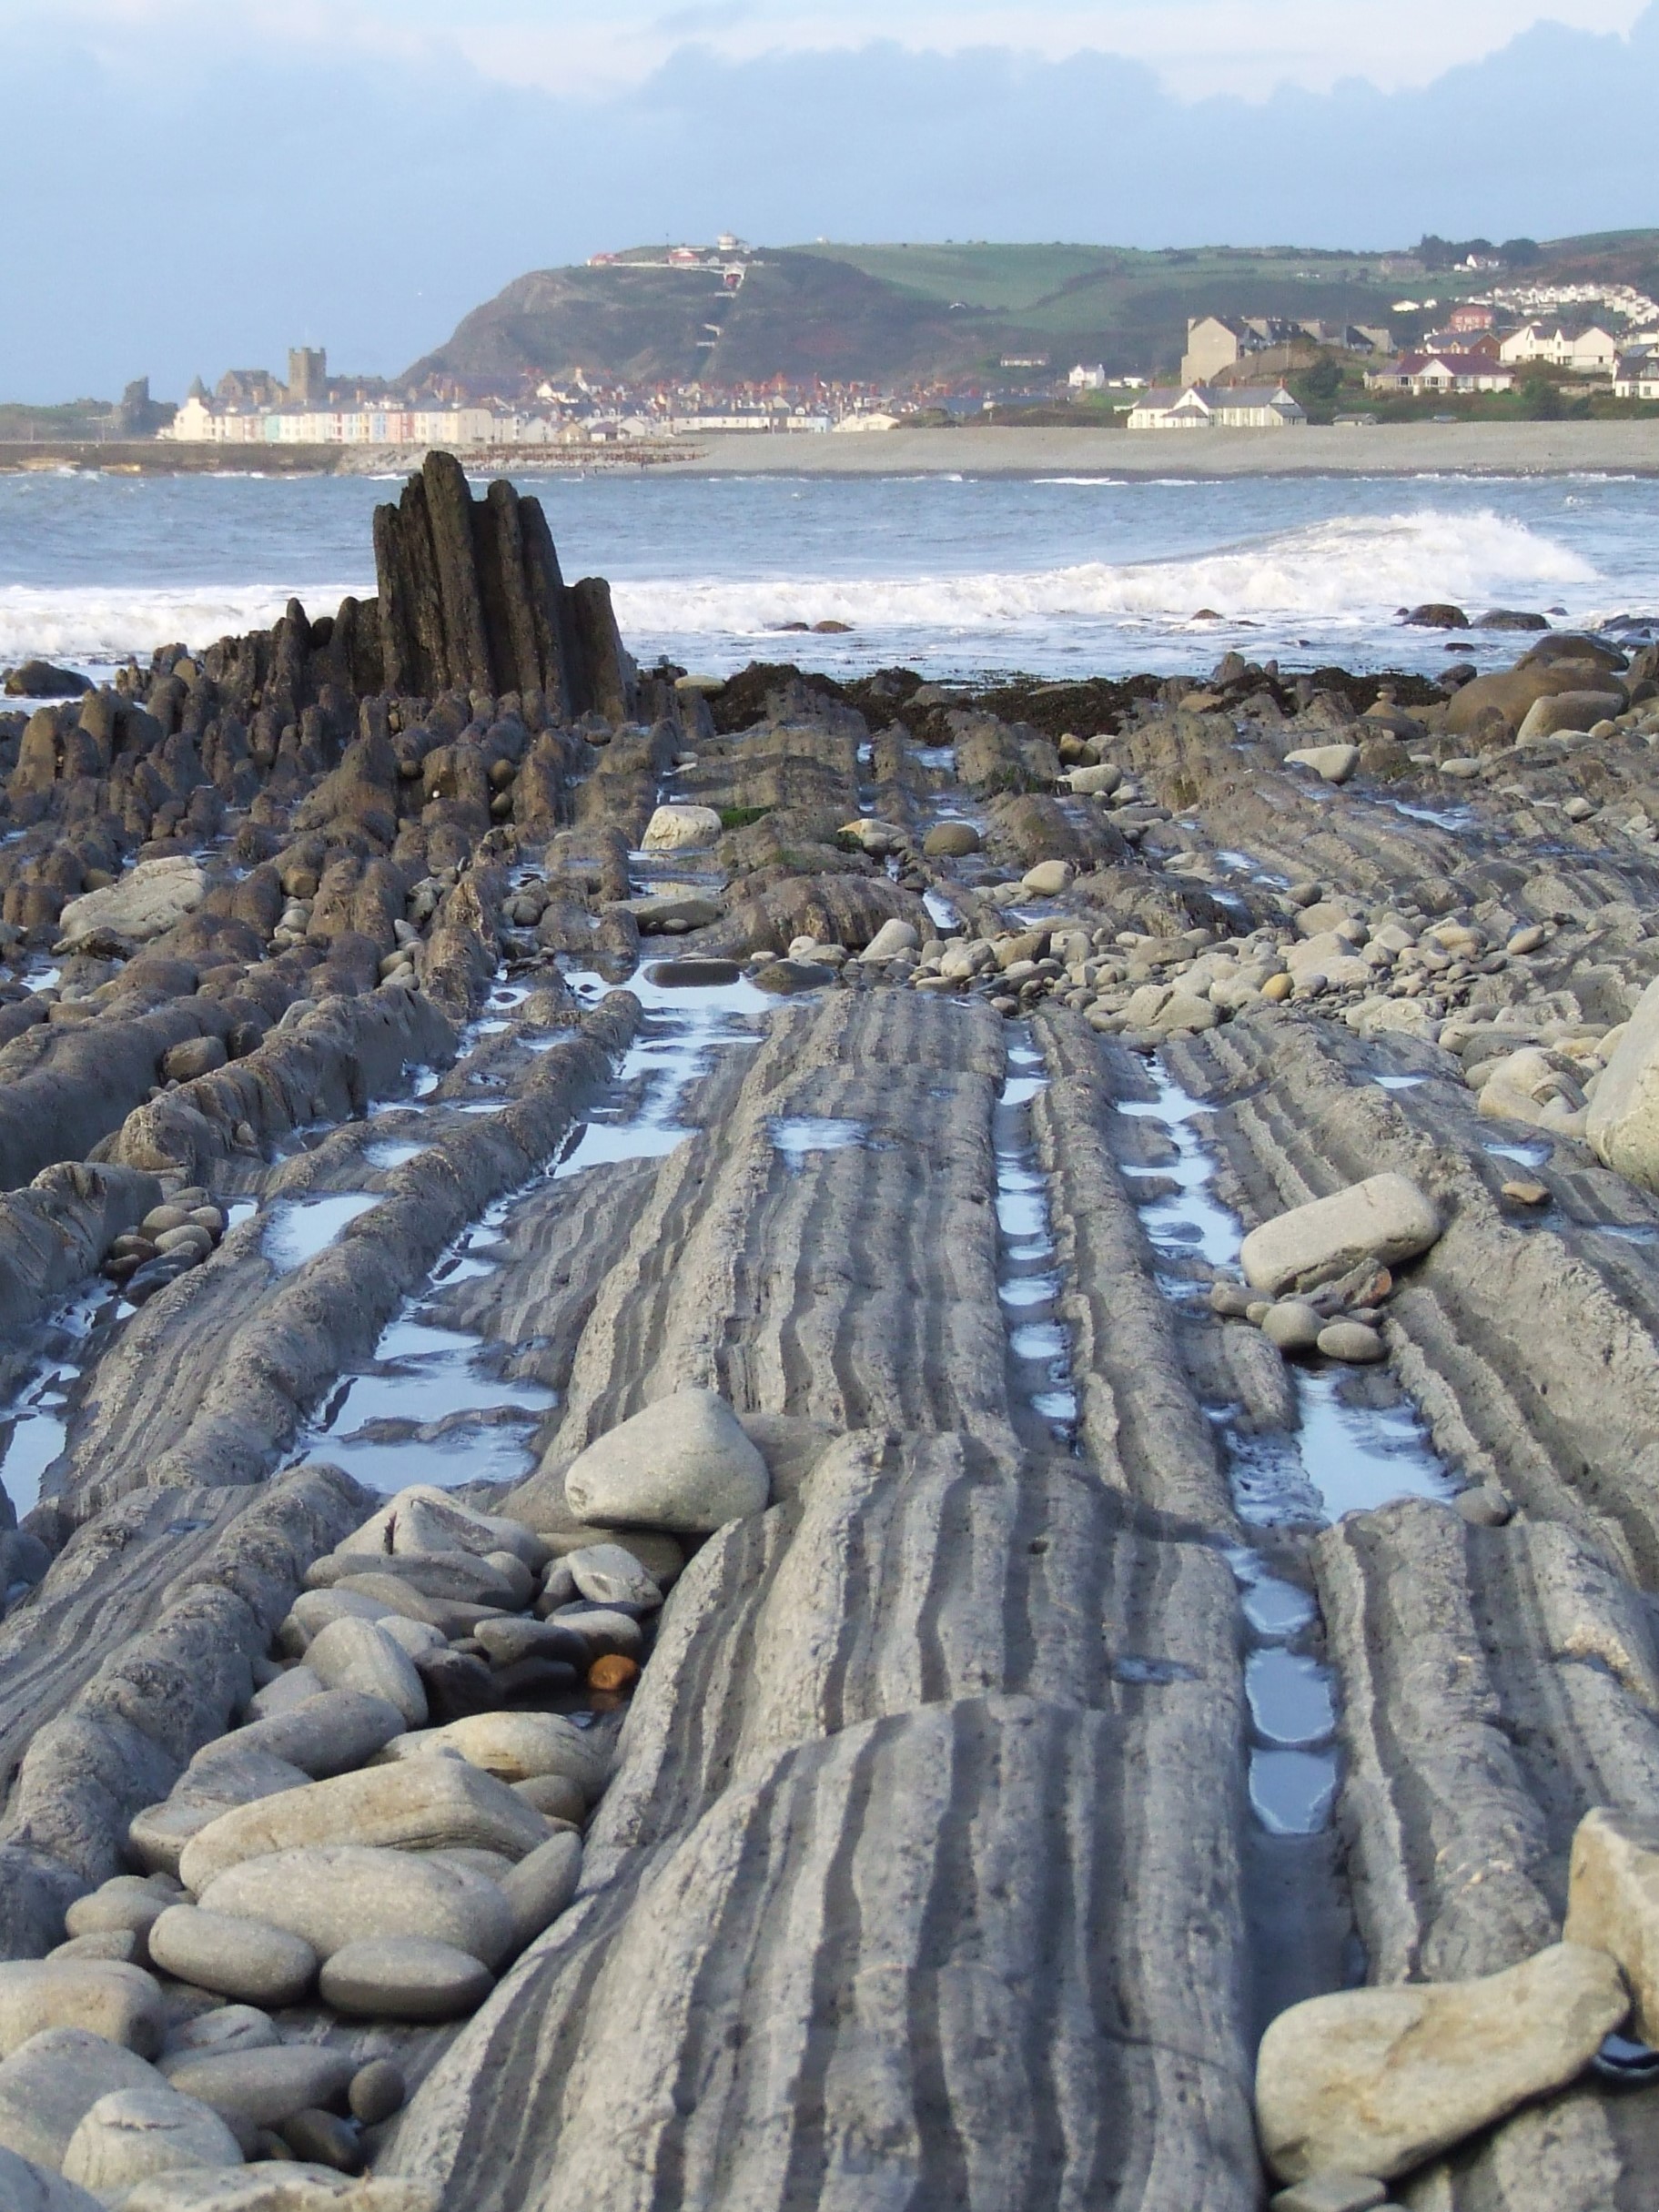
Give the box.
[2,0,1655,399]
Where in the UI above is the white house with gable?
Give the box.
[1499,322,1620,374]
[1127,384,1306,430]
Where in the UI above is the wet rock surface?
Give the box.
[4,495,1659,2203]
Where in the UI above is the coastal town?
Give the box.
[139,243,1659,452]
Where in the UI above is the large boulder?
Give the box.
[197,1847,514,1969]
[1255,1942,1628,2182]
[319,1936,492,2023]
[148,1906,319,2009]
[642,804,723,852]
[157,2045,358,2133]
[500,1832,583,1951]
[335,1486,545,1570]
[1443,655,1623,739]
[56,857,207,949]
[0,2145,103,2210]
[4,661,90,698]
[299,1619,427,1727]
[0,1961,165,2060]
[1284,743,1360,785]
[373,1712,609,1800]
[562,1388,771,1533]
[177,1762,548,1892]
[1564,1806,1659,2041]
[1587,975,1659,1192]
[217,1690,408,1780]
[1514,689,1624,742]
[61,2084,243,2198]
[0,2027,164,2169]
[1239,1175,1442,1296]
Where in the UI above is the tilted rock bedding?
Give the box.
[3,474,1659,2203]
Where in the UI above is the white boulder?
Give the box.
[57,857,206,947]
[563,1388,770,1533]
[62,2085,243,2197]
[1240,1174,1442,1296]
[1285,743,1360,785]
[642,805,723,853]
[1587,975,1659,1192]
[1256,1942,1627,2182]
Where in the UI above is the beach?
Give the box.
[5,419,1659,483]
[652,418,1659,479]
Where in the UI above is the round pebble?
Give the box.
[1261,1301,1322,1353]
[149,1905,319,2009]
[511,1772,586,1823]
[279,2106,364,2174]
[319,1935,494,2023]
[589,1653,640,1693]
[1502,1179,1549,1207]
[1316,1321,1387,1364]
[349,2059,407,2126]
[1455,1484,1515,1528]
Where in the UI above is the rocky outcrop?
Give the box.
[372,454,633,722]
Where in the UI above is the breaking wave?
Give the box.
[0,582,369,667]
[612,510,1595,642]
[0,510,1603,676]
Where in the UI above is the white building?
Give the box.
[1613,349,1659,400]
[1498,322,1620,374]
[1068,364,1108,391]
[1364,352,1516,396]
[1127,384,1306,430]
[165,394,499,446]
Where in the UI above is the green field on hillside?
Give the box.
[790,242,1435,374]
[791,243,1128,311]
[794,240,1408,310]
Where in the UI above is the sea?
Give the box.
[2,465,1657,687]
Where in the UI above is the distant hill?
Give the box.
[406,250,999,389]
[408,231,1659,391]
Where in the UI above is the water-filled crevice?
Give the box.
[1112,1054,1462,2029]
[995,1029,1080,1449]
[298,964,773,1493]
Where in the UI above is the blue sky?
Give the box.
[3,0,1655,399]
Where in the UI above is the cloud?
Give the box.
[652,3,759,34]
[0,5,1655,398]
[1,0,1650,98]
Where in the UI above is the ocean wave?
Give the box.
[0,510,1596,667]
[0,581,369,663]
[612,509,1595,640]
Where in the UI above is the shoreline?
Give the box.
[5,420,1659,481]
[649,420,1659,480]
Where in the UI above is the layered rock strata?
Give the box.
[3,563,1659,2204]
